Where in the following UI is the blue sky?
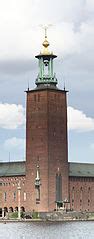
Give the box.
[0,0,94,163]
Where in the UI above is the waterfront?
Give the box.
[0,221,94,239]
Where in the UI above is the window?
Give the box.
[56,174,62,202]
[13,192,16,201]
[34,95,36,101]
[54,94,56,100]
[38,94,40,102]
[24,192,26,201]
[4,192,7,201]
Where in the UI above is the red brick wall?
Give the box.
[69,176,94,212]
[1,175,94,213]
[26,89,49,212]
[26,88,69,212]
[0,176,26,211]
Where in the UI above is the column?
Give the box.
[2,208,4,218]
[17,181,21,220]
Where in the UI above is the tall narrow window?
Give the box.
[4,192,7,201]
[34,95,36,101]
[13,192,16,201]
[24,192,27,201]
[38,94,40,102]
[56,174,62,202]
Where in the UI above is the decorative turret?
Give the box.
[35,27,57,86]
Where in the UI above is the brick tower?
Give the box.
[26,29,69,212]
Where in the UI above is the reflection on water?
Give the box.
[0,221,94,239]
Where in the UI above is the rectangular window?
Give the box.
[34,95,36,101]
[38,94,40,102]
[0,192,2,203]
[24,192,26,201]
[4,192,7,201]
[56,174,62,202]
[13,192,16,201]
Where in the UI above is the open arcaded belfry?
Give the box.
[0,29,94,217]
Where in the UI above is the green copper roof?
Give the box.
[0,161,94,178]
[69,162,94,177]
[0,161,26,177]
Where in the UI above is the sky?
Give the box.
[0,0,94,163]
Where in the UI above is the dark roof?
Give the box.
[1,161,94,178]
[25,85,68,93]
[0,161,26,177]
[35,54,57,59]
[69,162,94,177]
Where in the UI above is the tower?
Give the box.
[26,29,69,212]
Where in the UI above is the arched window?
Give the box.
[9,207,13,212]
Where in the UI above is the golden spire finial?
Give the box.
[42,26,50,54]
[45,27,47,38]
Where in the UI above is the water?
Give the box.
[0,221,94,239]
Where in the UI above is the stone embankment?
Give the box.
[0,211,94,222]
[39,211,94,221]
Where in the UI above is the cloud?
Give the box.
[0,102,94,132]
[68,106,94,132]
[0,103,25,129]
[0,59,36,75]
[90,143,94,149]
[0,0,94,61]
[4,137,25,151]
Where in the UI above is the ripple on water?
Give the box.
[0,221,94,239]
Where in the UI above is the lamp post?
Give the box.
[17,181,21,220]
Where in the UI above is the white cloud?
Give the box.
[68,106,94,132]
[90,144,94,150]
[0,0,94,63]
[4,137,25,151]
[0,103,94,132]
[0,103,25,129]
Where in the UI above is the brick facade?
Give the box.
[69,177,94,212]
[0,176,26,216]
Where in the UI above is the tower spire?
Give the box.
[42,27,50,55]
[44,26,47,38]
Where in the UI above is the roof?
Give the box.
[26,85,68,93]
[0,161,26,177]
[69,162,94,177]
[0,161,94,178]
